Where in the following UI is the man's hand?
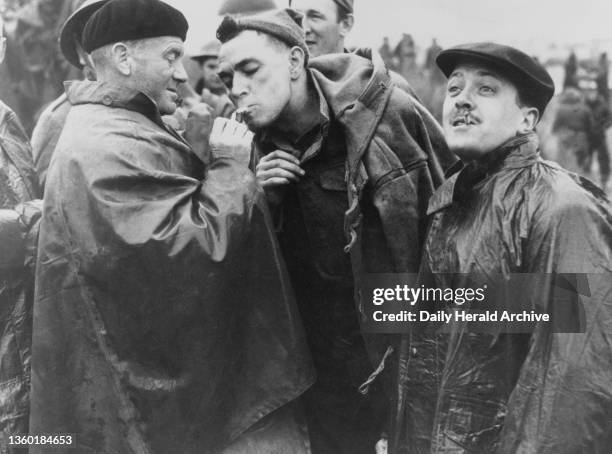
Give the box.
[255,150,305,188]
[184,103,213,164]
[209,117,254,166]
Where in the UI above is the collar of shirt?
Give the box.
[427,132,540,215]
[257,72,330,163]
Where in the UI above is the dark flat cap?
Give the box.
[82,0,188,54]
[217,8,309,64]
[436,42,555,115]
[60,0,109,69]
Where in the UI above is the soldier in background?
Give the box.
[30,0,107,191]
[191,40,234,119]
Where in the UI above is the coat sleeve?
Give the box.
[499,183,612,453]
[71,134,262,266]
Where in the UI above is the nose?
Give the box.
[229,72,249,102]
[454,87,474,110]
[302,17,313,34]
[173,61,188,84]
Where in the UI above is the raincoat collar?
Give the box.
[428,132,540,214]
[65,80,165,128]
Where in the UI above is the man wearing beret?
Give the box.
[217,8,452,454]
[29,0,315,452]
[392,43,612,453]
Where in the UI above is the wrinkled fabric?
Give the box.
[397,132,612,453]
[31,93,70,192]
[0,100,40,439]
[253,50,455,450]
[30,80,314,453]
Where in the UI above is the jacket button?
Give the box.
[102,95,112,106]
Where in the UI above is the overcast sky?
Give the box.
[166,0,612,58]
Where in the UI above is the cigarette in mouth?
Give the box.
[233,107,249,123]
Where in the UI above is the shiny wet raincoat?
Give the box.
[0,100,40,438]
[394,132,612,453]
[29,81,314,453]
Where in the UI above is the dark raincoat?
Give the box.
[253,50,455,447]
[395,132,612,453]
[30,80,314,453]
[0,100,40,437]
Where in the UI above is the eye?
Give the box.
[479,85,496,95]
[242,63,259,76]
[447,84,461,95]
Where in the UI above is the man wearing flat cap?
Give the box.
[217,8,452,454]
[391,42,612,453]
[29,0,314,452]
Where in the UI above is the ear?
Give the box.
[518,106,539,133]
[338,14,354,38]
[289,46,306,80]
[111,42,131,76]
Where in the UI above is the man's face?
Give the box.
[291,0,345,57]
[218,31,293,130]
[201,57,225,92]
[442,62,531,160]
[130,36,188,115]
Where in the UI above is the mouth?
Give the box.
[451,114,479,127]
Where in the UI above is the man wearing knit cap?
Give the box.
[289,0,353,57]
[392,42,612,453]
[217,8,450,454]
[29,1,314,453]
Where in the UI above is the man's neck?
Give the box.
[272,73,321,139]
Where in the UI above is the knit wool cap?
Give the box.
[436,42,555,116]
[216,8,309,64]
[59,0,109,69]
[82,0,188,53]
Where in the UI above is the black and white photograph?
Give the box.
[0,0,611,452]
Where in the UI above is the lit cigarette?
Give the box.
[233,107,250,123]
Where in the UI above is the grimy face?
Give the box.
[291,0,345,57]
[218,31,294,130]
[130,36,188,115]
[442,62,537,160]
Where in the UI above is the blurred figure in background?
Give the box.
[30,0,107,192]
[585,87,610,188]
[190,39,234,119]
[596,51,609,103]
[378,36,394,68]
[563,50,578,89]
[552,87,594,175]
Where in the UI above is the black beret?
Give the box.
[436,42,555,115]
[82,0,188,54]
[216,8,309,65]
[59,0,109,69]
